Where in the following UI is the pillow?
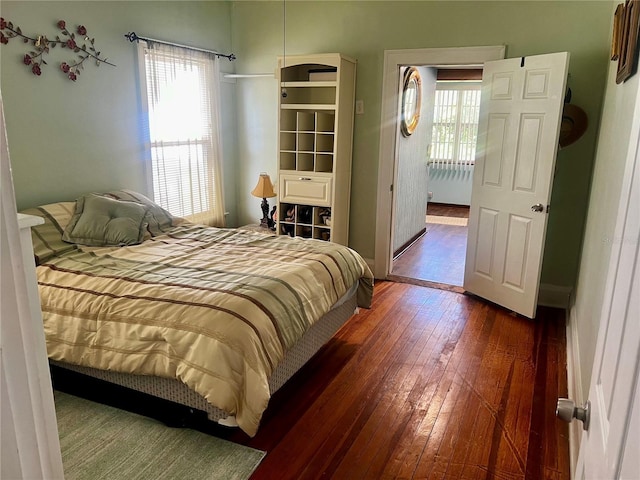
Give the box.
[19,201,78,264]
[62,194,148,246]
[101,189,174,236]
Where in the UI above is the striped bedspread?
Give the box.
[38,224,373,436]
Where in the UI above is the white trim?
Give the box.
[538,283,573,309]
[566,305,584,479]
[576,51,640,476]
[374,46,505,278]
[0,95,64,480]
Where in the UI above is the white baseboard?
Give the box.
[565,305,584,479]
[538,283,572,308]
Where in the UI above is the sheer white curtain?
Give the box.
[138,41,225,226]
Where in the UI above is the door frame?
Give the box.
[574,65,640,477]
[374,46,505,279]
[1,95,65,479]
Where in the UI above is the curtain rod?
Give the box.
[124,32,236,61]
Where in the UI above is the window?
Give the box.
[138,42,225,226]
[430,82,481,169]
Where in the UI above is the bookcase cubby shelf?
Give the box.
[279,204,332,241]
[276,54,356,246]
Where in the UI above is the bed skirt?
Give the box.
[50,287,358,425]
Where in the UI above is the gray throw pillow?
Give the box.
[62,194,148,246]
[101,189,174,236]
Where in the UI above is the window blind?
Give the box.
[140,42,225,226]
[430,81,481,171]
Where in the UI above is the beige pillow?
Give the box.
[20,201,78,264]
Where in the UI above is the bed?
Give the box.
[23,190,373,437]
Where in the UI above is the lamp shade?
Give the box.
[251,173,276,198]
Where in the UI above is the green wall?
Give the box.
[231,1,612,289]
[1,1,613,291]
[0,1,238,225]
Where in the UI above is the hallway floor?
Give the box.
[392,204,470,286]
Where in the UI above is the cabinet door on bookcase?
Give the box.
[279,173,332,206]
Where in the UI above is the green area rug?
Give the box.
[55,392,265,480]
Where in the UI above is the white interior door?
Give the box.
[575,95,640,479]
[464,52,569,318]
[0,95,64,479]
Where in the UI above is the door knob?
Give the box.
[531,203,545,212]
[556,398,590,430]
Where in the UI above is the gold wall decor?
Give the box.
[612,3,624,60]
[400,67,422,137]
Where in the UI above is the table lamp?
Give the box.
[251,172,277,229]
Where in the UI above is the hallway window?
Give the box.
[430,82,481,168]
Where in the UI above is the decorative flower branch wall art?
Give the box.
[0,18,115,82]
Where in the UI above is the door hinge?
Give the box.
[520,57,525,67]
[546,204,550,213]
[390,184,394,192]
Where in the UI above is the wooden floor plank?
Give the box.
[409,302,487,480]
[392,203,470,286]
[320,289,450,479]
[389,301,492,480]
[357,295,468,480]
[412,305,500,480]
[392,223,468,286]
[301,292,445,478]
[380,297,477,479]
[454,310,530,480]
[427,203,471,218]
[251,286,432,477]
[223,282,569,480]
[327,298,456,479]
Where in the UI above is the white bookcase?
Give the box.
[276,53,356,245]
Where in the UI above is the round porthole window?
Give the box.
[400,67,422,137]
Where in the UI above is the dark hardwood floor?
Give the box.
[427,203,471,218]
[393,203,470,286]
[226,281,570,480]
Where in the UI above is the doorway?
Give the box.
[390,69,482,288]
[373,46,505,281]
[392,203,470,286]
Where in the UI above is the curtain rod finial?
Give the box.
[124,32,138,43]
